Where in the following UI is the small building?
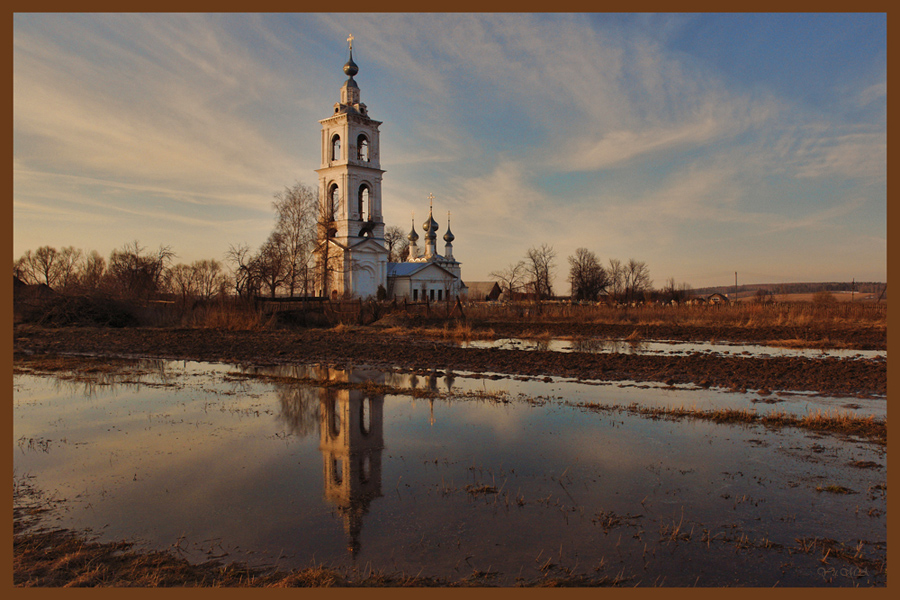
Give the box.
[387,261,464,303]
[707,293,729,305]
[464,281,502,302]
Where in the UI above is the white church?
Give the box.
[314,38,465,302]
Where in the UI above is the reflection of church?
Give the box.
[315,36,465,301]
[318,387,384,556]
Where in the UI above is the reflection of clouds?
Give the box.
[569,338,646,354]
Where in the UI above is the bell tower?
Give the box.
[314,35,389,298]
[315,35,385,244]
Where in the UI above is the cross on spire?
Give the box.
[347,33,354,51]
[427,193,435,209]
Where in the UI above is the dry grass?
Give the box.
[13,527,459,587]
[190,302,274,330]
[580,403,887,445]
[463,300,886,331]
[376,322,495,342]
[793,537,886,573]
[815,484,855,494]
[13,511,631,587]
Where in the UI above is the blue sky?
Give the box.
[13,13,886,290]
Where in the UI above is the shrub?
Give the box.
[812,290,837,306]
[18,295,139,328]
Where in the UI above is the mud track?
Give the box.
[13,326,886,397]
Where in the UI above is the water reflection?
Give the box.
[271,373,386,557]
[275,386,321,437]
[318,388,384,557]
[462,337,885,360]
[28,358,172,399]
[13,359,887,585]
[267,364,460,555]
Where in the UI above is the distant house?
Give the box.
[707,293,729,305]
[464,281,502,302]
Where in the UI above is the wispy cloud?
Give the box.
[13,13,886,286]
[14,14,298,198]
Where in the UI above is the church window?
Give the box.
[430,289,435,301]
[357,135,369,162]
[412,289,418,302]
[437,289,443,301]
[328,184,340,221]
[358,185,370,221]
[331,134,341,161]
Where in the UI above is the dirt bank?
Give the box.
[478,320,886,350]
[13,325,886,397]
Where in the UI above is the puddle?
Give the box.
[14,360,887,586]
[461,338,887,361]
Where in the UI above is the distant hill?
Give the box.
[691,281,886,300]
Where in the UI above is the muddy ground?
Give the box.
[13,323,886,397]
[484,320,886,350]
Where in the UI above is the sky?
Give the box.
[13,13,887,291]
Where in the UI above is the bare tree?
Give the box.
[490,260,527,300]
[106,241,174,300]
[568,248,609,301]
[525,244,557,301]
[79,250,106,293]
[168,263,199,302]
[272,182,318,297]
[226,243,260,298]
[55,246,83,291]
[314,192,346,299]
[607,258,624,301]
[256,233,289,298]
[15,245,83,291]
[194,259,227,300]
[623,258,652,303]
[23,246,61,287]
[384,225,408,263]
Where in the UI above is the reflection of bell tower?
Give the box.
[319,388,384,556]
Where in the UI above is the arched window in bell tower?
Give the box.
[360,397,372,436]
[330,397,342,437]
[358,184,370,222]
[357,134,369,162]
[331,134,341,161]
[328,183,340,222]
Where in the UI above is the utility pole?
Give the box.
[734,272,738,304]
[851,278,855,302]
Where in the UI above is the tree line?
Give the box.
[15,180,696,305]
[490,245,691,304]
[14,240,228,303]
[14,181,414,304]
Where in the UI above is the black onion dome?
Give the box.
[443,226,455,243]
[408,220,419,242]
[423,212,439,240]
[343,49,359,77]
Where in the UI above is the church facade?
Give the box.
[314,39,464,301]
